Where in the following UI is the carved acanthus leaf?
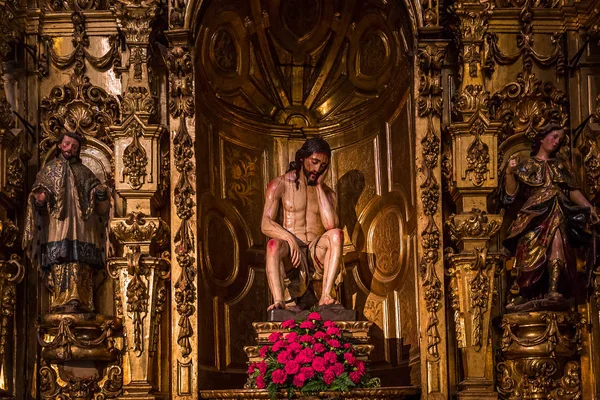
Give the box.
[446,208,502,243]
[110,212,169,247]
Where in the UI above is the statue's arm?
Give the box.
[570,189,600,224]
[261,178,296,243]
[316,184,338,230]
[93,184,110,216]
[504,156,519,198]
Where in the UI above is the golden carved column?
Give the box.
[109,0,170,397]
[444,2,504,398]
[416,40,449,399]
[163,29,198,399]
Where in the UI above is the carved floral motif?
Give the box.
[166,47,194,119]
[173,119,196,358]
[465,121,490,187]
[125,250,148,357]
[122,86,156,116]
[417,43,445,360]
[122,122,148,190]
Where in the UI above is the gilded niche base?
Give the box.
[198,387,421,399]
[244,321,374,363]
[36,313,123,399]
[495,311,582,399]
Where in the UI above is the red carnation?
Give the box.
[300,366,315,379]
[307,312,322,321]
[344,343,352,349]
[356,360,365,373]
[299,347,315,361]
[293,372,307,387]
[256,374,266,389]
[313,343,326,353]
[312,357,327,372]
[272,369,287,384]
[324,320,336,328]
[257,361,267,375]
[350,370,362,384]
[344,352,357,366]
[324,351,337,364]
[323,369,336,385]
[326,326,341,337]
[332,362,345,376]
[269,332,282,343]
[314,331,327,340]
[259,346,269,357]
[285,332,299,343]
[282,319,297,329]
[285,360,300,375]
[300,334,315,344]
[248,363,256,374]
[272,339,286,352]
[327,339,341,349]
[277,350,291,363]
[288,342,303,354]
[299,320,315,329]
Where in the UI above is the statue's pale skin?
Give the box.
[261,153,343,311]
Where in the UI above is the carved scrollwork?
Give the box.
[110,211,169,247]
[122,122,148,190]
[39,74,121,156]
[453,85,489,120]
[446,209,502,242]
[39,359,123,399]
[488,72,568,143]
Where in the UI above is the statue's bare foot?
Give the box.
[267,301,285,311]
[318,295,337,306]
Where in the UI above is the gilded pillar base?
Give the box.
[495,311,582,399]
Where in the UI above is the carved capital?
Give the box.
[110,212,169,251]
[446,209,502,247]
[115,0,159,44]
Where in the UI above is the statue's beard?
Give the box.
[62,151,77,160]
[303,167,320,186]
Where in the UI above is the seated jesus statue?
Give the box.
[261,137,343,311]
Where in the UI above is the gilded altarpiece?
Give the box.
[0,0,599,397]
[191,0,423,390]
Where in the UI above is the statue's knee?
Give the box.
[330,228,344,244]
[267,239,282,255]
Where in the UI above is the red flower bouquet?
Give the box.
[246,312,380,399]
